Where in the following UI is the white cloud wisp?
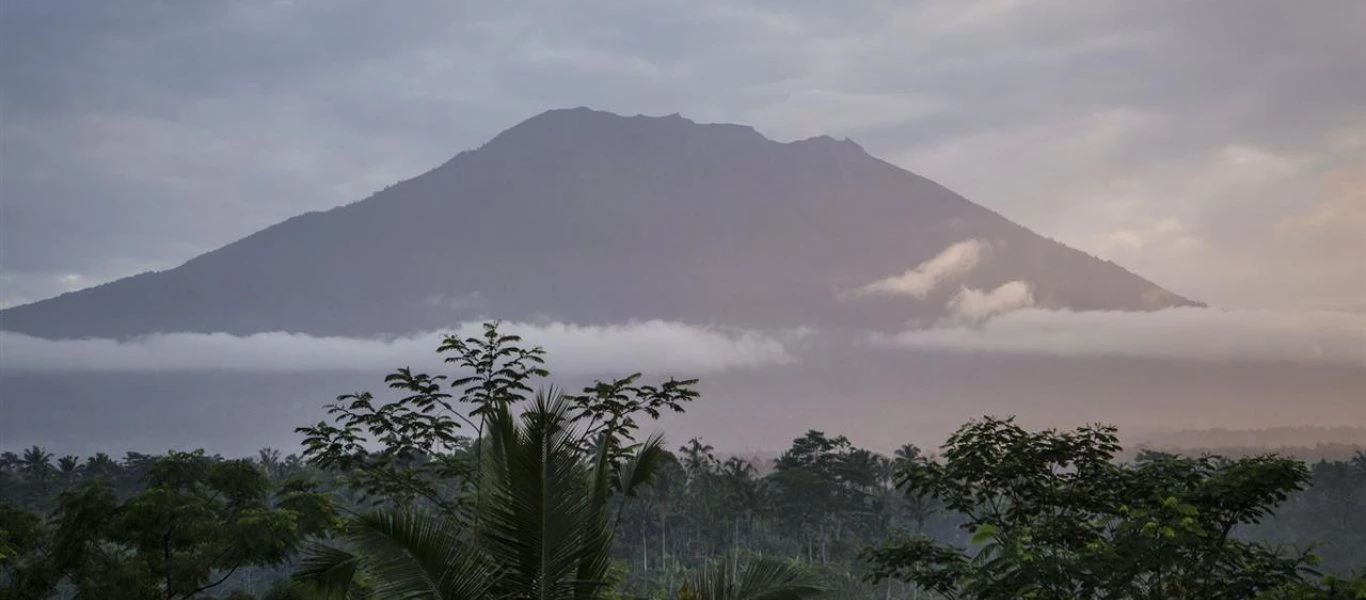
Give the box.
[0,320,794,374]
[870,307,1366,366]
[948,280,1035,324]
[847,239,987,299]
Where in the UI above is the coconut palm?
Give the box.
[82,452,122,483]
[297,510,494,600]
[20,445,54,495]
[297,390,669,599]
[680,438,716,479]
[258,448,284,479]
[55,455,82,492]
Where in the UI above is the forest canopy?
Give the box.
[2,323,1363,599]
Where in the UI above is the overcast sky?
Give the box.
[2,0,1363,312]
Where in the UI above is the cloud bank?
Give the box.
[0,320,794,374]
[870,307,1366,366]
[948,281,1035,323]
[847,239,987,299]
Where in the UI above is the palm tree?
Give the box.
[20,445,54,495]
[56,455,82,491]
[835,448,889,498]
[720,457,756,485]
[680,438,716,480]
[891,443,937,533]
[679,557,826,600]
[718,457,764,551]
[83,452,122,483]
[298,390,669,599]
[258,448,283,479]
[892,443,921,465]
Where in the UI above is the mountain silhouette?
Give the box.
[0,107,1198,339]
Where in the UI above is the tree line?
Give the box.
[2,322,1363,599]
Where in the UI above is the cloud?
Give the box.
[870,307,1366,366]
[899,105,1361,312]
[1274,164,1366,244]
[948,281,1034,323]
[847,239,987,299]
[0,320,794,374]
[1096,217,1205,256]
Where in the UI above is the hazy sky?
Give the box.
[1,0,1363,312]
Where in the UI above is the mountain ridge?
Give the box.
[0,107,1199,339]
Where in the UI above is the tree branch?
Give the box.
[177,563,241,600]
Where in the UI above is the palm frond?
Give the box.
[685,557,828,600]
[350,509,494,600]
[307,388,640,600]
[616,432,669,496]
[577,428,616,598]
[479,390,613,599]
[294,541,363,600]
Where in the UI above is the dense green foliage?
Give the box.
[862,418,1325,598]
[290,324,717,599]
[3,323,1364,599]
[0,450,335,600]
[295,392,677,599]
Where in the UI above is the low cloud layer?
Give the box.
[948,281,1035,324]
[0,320,794,374]
[871,307,1366,366]
[847,239,986,299]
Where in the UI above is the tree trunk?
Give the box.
[733,518,740,553]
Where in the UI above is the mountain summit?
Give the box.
[0,108,1197,339]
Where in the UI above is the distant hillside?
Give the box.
[1131,426,1366,451]
[0,108,1198,339]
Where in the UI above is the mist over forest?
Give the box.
[4,325,1365,599]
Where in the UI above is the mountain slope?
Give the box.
[0,108,1198,339]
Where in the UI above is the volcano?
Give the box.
[0,107,1197,339]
